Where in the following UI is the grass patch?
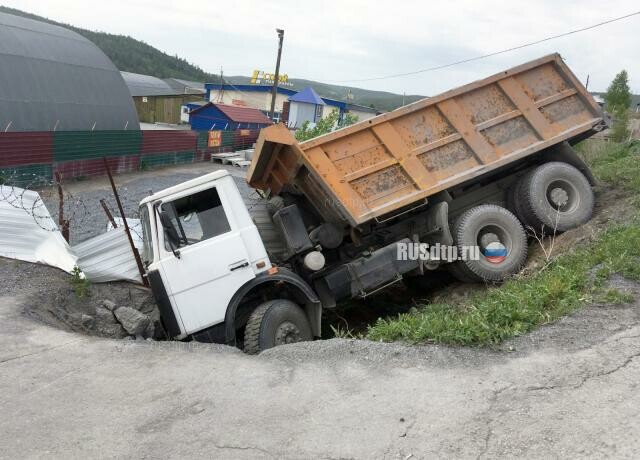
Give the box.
[367,141,640,346]
[577,140,640,195]
[70,266,91,298]
[600,288,635,305]
[368,223,640,345]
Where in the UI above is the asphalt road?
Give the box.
[2,274,640,459]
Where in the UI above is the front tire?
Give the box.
[244,299,312,354]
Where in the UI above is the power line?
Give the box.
[326,10,640,83]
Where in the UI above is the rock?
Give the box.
[96,322,129,339]
[95,306,117,323]
[81,314,94,329]
[143,308,164,339]
[102,300,117,311]
[94,306,128,338]
[114,307,150,336]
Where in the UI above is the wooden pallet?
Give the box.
[230,159,252,168]
[221,156,245,165]
[210,152,240,163]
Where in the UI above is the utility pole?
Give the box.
[269,28,285,121]
[218,67,224,102]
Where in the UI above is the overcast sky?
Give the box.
[4,0,639,96]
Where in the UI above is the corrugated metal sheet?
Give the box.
[74,226,142,284]
[0,12,139,132]
[106,218,142,248]
[190,103,273,125]
[214,104,273,124]
[222,130,236,146]
[0,185,142,283]
[0,164,52,187]
[163,78,205,95]
[0,132,53,167]
[53,131,143,162]
[233,129,260,148]
[0,185,77,272]
[196,131,209,151]
[140,151,195,169]
[121,71,185,97]
[54,156,140,179]
[141,130,197,153]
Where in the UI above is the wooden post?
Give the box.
[55,172,70,242]
[102,158,149,287]
[100,198,118,229]
[269,29,285,120]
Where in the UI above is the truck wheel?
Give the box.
[450,204,527,282]
[244,299,312,354]
[517,162,594,233]
[446,260,479,283]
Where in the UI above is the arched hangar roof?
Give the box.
[0,12,139,131]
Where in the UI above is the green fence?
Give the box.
[53,131,143,162]
[0,163,53,187]
[140,151,196,170]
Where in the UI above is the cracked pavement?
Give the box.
[1,268,640,458]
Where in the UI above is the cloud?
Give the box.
[4,0,639,94]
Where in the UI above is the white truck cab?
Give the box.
[139,170,322,351]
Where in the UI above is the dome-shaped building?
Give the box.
[0,12,139,131]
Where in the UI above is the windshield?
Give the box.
[139,205,154,266]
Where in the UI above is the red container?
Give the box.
[0,132,54,167]
[54,155,140,180]
[141,130,197,154]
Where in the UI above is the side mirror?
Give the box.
[158,209,181,258]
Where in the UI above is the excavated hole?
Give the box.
[24,276,167,341]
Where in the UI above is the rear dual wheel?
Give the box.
[511,162,594,233]
[448,204,527,283]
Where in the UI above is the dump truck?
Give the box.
[139,54,605,353]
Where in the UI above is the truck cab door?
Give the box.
[156,184,255,336]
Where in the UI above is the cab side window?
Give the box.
[162,187,231,250]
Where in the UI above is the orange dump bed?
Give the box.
[247,54,604,227]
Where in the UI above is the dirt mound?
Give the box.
[24,277,165,340]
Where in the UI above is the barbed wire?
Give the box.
[0,160,255,245]
[1,169,150,244]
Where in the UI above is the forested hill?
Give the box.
[0,6,221,83]
[1,6,428,111]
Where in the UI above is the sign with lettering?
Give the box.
[208,130,222,147]
[250,70,294,87]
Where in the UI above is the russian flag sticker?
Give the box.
[483,241,507,264]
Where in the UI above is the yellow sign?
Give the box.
[208,130,222,147]
[239,129,250,136]
[250,70,293,87]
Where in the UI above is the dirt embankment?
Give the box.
[7,182,637,342]
[14,261,165,340]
